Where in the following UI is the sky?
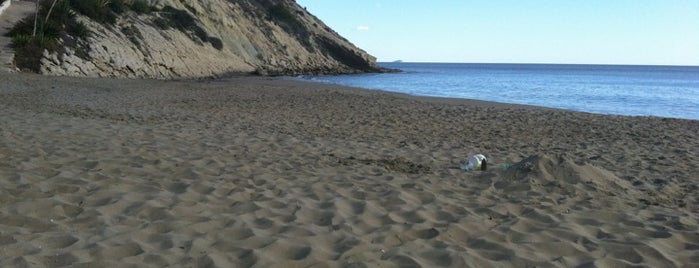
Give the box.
[295,0,699,66]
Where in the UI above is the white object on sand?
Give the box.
[461,154,487,171]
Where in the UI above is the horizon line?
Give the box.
[377,61,699,68]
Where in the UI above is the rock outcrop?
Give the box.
[38,0,383,78]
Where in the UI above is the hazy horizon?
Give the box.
[375,61,699,67]
[297,0,699,67]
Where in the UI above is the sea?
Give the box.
[295,63,699,120]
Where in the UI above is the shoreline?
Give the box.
[1,72,697,266]
[291,76,698,121]
[313,62,699,121]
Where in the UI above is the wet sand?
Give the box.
[1,72,697,267]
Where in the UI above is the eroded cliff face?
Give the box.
[41,0,381,78]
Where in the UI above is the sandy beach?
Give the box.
[0,72,697,267]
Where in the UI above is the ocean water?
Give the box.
[296,63,699,120]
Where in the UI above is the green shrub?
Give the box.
[69,0,117,24]
[130,0,150,13]
[5,16,35,38]
[108,0,125,14]
[13,34,58,72]
[160,6,209,42]
[34,34,58,49]
[6,0,65,42]
[8,0,86,39]
[37,20,64,39]
[11,35,32,48]
[46,0,75,23]
[161,6,197,30]
[12,34,57,51]
[8,0,95,72]
[67,21,90,39]
[268,4,296,24]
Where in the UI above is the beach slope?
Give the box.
[1,73,697,267]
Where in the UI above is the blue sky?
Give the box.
[296,0,699,66]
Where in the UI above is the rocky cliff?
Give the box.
[38,0,383,78]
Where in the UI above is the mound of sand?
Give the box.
[491,154,642,208]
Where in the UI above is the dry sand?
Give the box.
[0,72,697,267]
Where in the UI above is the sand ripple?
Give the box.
[1,73,697,267]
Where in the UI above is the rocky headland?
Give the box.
[5,0,385,78]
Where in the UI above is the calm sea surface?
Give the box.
[296,63,699,120]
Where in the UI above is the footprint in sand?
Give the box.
[31,235,79,250]
[265,240,313,261]
[99,242,144,259]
